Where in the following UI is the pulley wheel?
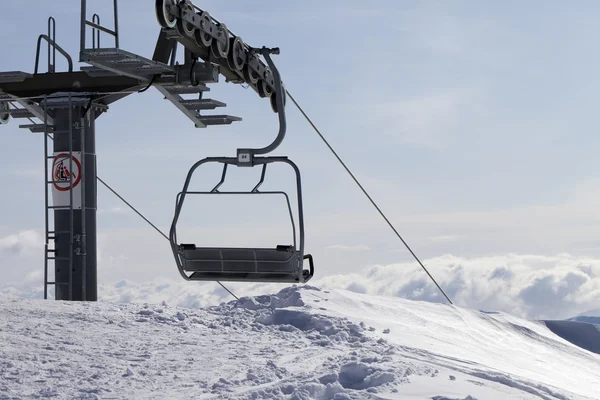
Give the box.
[227,36,246,71]
[194,12,213,47]
[243,62,260,84]
[257,79,274,98]
[243,66,260,85]
[211,25,230,59]
[270,87,287,113]
[156,0,177,29]
[0,102,9,124]
[176,4,196,38]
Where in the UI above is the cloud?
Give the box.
[353,88,478,149]
[325,244,371,251]
[315,254,600,321]
[430,235,459,243]
[3,251,600,321]
[3,167,41,179]
[0,230,43,256]
[98,207,130,215]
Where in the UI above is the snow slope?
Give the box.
[1,286,599,399]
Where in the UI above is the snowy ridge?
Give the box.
[0,286,599,399]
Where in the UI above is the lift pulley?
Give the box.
[0,102,9,125]
[155,0,286,113]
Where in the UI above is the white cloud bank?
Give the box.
[316,254,600,321]
[2,238,600,321]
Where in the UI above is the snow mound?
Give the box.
[0,286,599,399]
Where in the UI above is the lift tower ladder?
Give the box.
[42,95,90,301]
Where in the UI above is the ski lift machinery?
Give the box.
[157,0,316,283]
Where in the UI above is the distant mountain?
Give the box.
[543,320,600,354]
[569,309,600,325]
[570,316,600,325]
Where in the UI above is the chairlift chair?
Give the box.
[169,47,315,284]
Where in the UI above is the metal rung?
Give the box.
[164,84,209,94]
[48,230,70,234]
[48,205,75,209]
[7,109,35,119]
[47,257,71,261]
[198,115,243,126]
[180,99,226,110]
[46,282,70,286]
[46,154,75,160]
[19,124,54,133]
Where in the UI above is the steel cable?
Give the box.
[285,89,453,305]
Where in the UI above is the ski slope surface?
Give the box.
[0,286,599,399]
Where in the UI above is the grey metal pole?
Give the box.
[52,98,97,301]
[113,0,119,48]
[80,0,87,56]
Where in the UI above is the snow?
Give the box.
[1,285,599,399]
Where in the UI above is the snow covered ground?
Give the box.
[1,286,599,399]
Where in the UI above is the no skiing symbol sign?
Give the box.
[52,154,82,191]
[51,152,83,209]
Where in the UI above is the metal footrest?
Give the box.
[19,124,53,133]
[180,99,226,110]
[165,84,210,95]
[198,115,243,126]
[155,84,241,128]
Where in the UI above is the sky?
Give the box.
[1,0,600,319]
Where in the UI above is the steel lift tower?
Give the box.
[0,1,314,301]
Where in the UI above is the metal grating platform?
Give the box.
[80,48,174,81]
[0,71,32,84]
[6,108,36,119]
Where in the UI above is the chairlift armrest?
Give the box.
[303,254,314,276]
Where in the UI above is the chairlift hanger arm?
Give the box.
[159,0,316,284]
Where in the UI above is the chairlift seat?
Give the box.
[177,244,313,283]
[170,156,315,284]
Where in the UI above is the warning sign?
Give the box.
[51,152,83,209]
